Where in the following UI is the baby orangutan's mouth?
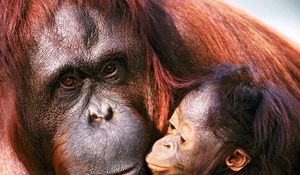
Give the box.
[147,163,170,172]
[147,162,185,175]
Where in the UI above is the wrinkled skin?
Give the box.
[20,4,153,175]
[146,65,300,175]
[146,86,221,175]
[1,0,299,174]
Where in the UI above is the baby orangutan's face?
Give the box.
[146,87,222,175]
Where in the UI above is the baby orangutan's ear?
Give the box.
[225,148,251,172]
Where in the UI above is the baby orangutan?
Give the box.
[146,65,300,175]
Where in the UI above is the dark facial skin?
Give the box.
[20,4,151,175]
[146,86,222,175]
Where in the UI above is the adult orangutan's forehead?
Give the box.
[52,4,101,50]
[29,2,130,52]
[47,3,128,52]
[27,3,144,90]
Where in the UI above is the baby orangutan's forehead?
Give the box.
[178,85,217,123]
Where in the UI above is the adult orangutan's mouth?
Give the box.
[109,164,141,175]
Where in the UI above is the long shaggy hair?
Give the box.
[1,0,300,174]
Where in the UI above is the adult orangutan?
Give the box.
[0,0,300,175]
[146,65,300,175]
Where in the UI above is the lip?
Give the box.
[147,163,170,172]
[109,165,141,175]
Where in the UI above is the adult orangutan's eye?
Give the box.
[102,62,118,77]
[60,76,82,89]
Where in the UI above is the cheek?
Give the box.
[192,130,222,162]
[20,90,63,137]
[54,100,147,174]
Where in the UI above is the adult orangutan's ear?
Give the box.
[225,148,251,172]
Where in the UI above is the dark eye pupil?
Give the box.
[180,136,185,144]
[170,124,175,129]
[62,77,78,87]
[103,63,117,75]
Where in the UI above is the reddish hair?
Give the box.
[1,0,300,173]
[132,0,300,130]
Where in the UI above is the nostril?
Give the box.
[163,143,171,149]
[104,107,113,121]
[88,105,113,124]
[90,113,103,123]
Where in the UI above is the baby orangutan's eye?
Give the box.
[167,122,176,134]
[170,123,175,129]
[180,135,186,144]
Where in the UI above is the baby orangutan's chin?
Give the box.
[146,156,184,175]
[147,164,183,175]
